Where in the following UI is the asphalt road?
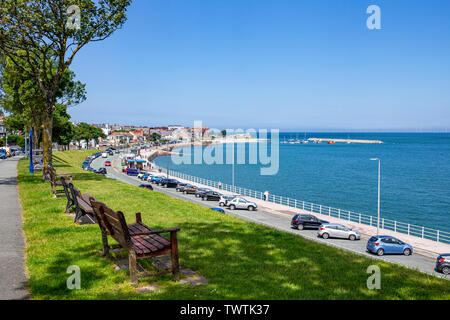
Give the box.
[0,157,29,300]
[91,154,449,281]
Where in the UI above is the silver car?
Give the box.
[318,223,360,241]
[227,197,257,211]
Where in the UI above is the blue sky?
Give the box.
[69,0,450,131]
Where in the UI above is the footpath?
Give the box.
[0,157,28,299]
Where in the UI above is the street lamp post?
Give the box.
[370,158,381,235]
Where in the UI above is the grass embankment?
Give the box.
[18,150,450,299]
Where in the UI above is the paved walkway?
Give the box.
[0,157,28,300]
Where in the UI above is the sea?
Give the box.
[153,133,450,232]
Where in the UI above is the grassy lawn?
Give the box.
[17,150,450,299]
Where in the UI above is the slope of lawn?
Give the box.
[17,150,450,299]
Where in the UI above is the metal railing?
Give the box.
[154,165,450,245]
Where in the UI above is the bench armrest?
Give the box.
[130,228,180,236]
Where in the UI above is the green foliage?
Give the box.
[1,134,25,147]
[151,132,161,141]
[73,122,106,145]
[221,130,227,137]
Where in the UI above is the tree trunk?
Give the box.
[42,111,53,180]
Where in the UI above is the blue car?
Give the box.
[367,235,413,256]
[150,176,163,184]
[126,169,139,176]
[0,151,7,159]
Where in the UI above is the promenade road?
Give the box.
[0,156,28,299]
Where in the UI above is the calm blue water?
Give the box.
[154,133,450,232]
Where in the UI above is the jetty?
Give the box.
[308,138,383,144]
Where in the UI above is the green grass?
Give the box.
[17,150,450,299]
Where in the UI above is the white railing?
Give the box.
[154,165,450,245]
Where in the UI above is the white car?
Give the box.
[101,152,108,158]
[227,197,257,211]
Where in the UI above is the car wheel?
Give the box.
[219,202,224,207]
[376,249,384,256]
[322,232,329,239]
[248,206,255,211]
[349,234,356,241]
[403,248,411,256]
[297,224,304,230]
[230,204,236,210]
[442,266,450,275]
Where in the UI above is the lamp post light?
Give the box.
[370,158,381,235]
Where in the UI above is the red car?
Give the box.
[104,160,112,166]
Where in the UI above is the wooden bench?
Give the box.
[47,165,73,197]
[90,199,180,284]
[68,183,97,224]
[60,177,74,213]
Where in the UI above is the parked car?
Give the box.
[291,214,328,230]
[366,235,413,256]
[227,197,257,211]
[95,167,107,175]
[137,172,145,179]
[176,183,187,192]
[435,254,450,275]
[219,195,235,207]
[210,207,225,214]
[150,176,164,184]
[161,178,178,188]
[141,173,151,181]
[0,150,7,159]
[182,185,198,194]
[139,184,154,190]
[104,160,111,166]
[195,188,211,198]
[202,191,221,201]
[126,168,139,176]
[318,223,361,240]
[101,152,107,158]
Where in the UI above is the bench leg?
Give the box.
[101,230,110,256]
[65,198,74,213]
[170,231,180,281]
[74,208,83,223]
[129,251,138,284]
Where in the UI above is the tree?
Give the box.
[73,122,105,149]
[0,55,86,150]
[53,104,75,149]
[221,130,227,137]
[0,0,131,177]
[151,132,161,141]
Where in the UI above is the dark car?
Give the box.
[202,191,221,201]
[139,184,154,191]
[126,168,139,176]
[95,167,107,175]
[176,183,187,192]
[182,185,198,194]
[291,214,328,230]
[435,254,450,274]
[161,178,178,188]
[195,188,211,198]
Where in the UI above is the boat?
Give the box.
[328,141,336,144]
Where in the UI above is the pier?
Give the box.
[308,138,384,144]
